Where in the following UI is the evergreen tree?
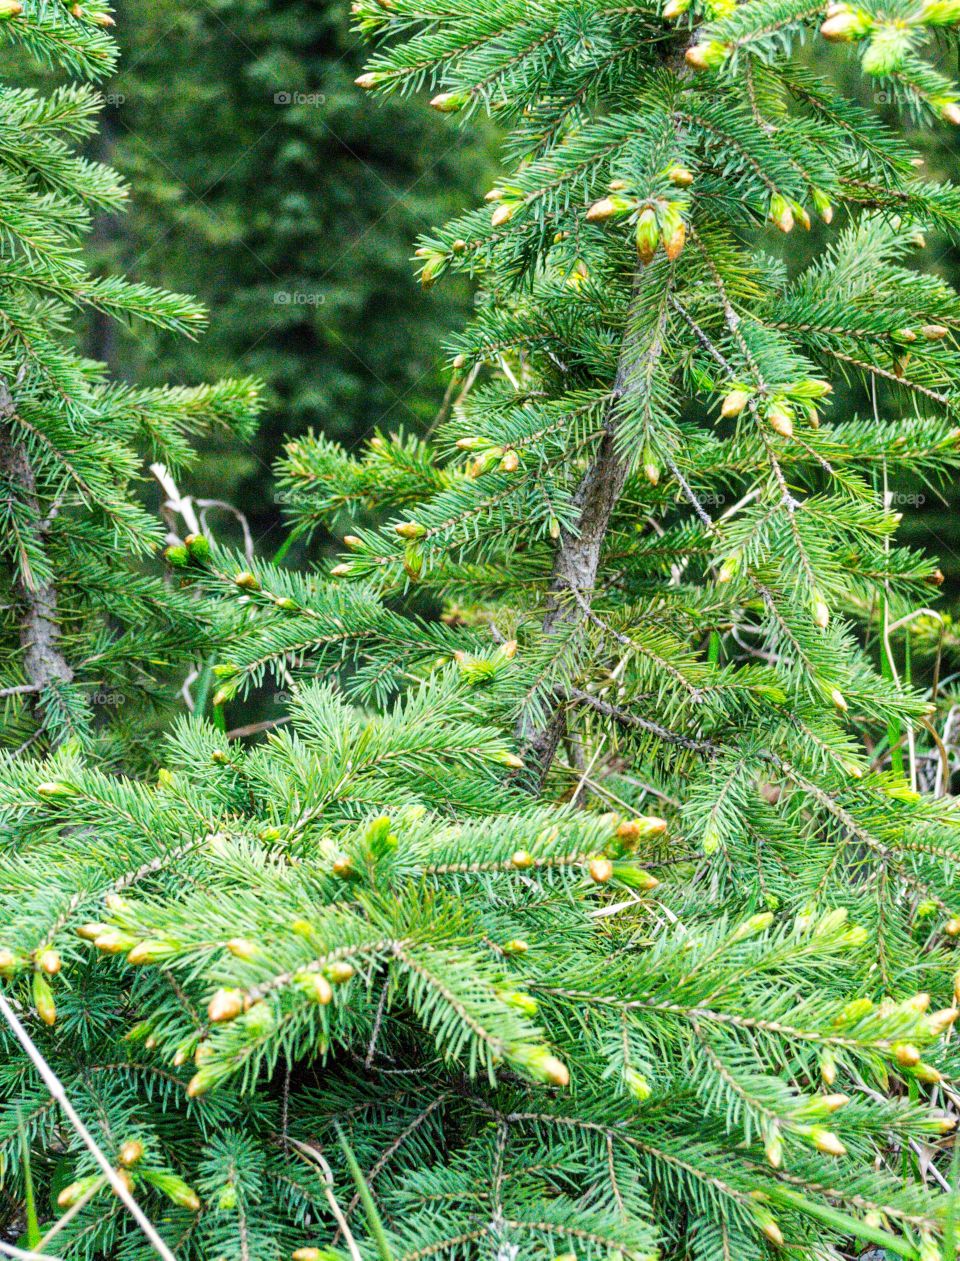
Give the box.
[10,1,960,1260]
[0,0,261,757]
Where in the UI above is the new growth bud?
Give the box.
[721,389,750,418]
[119,1140,144,1168]
[685,40,728,69]
[355,72,388,89]
[208,988,244,1023]
[666,163,694,186]
[820,4,872,39]
[514,1045,570,1087]
[768,194,794,233]
[588,856,614,883]
[429,90,470,112]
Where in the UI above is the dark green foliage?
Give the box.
[87,0,493,534]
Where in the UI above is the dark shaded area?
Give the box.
[87,0,494,554]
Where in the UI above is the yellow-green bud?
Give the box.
[297,971,333,1005]
[768,193,794,234]
[491,201,518,227]
[325,961,356,985]
[616,814,667,841]
[721,389,750,418]
[809,1127,846,1156]
[684,39,728,69]
[497,989,539,1016]
[513,1045,570,1087]
[767,403,794,437]
[119,1140,144,1168]
[394,521,426,540]
[812,188,834,223]
[37,781,74,799]
[586,197,617,222]
[635,207,659,264]
[429,90,470,112]
[33,972,56,1026]
[613,864,660,891]
[184,533,211,561]
[820,1049,837,1085]
[820,5,872,39]
[94,930,137,954]
[666,163,694,186]
[589,856,614,883]
[354,72,390,89]
[58,1174,102,1208]
[147,1171,201,1211]
[164,544,189,568]
[623,1068,652,1100]
[892,1042,921,1067]
[127,939,178,965]
[208,988,244,1023]
[732,911,774,942]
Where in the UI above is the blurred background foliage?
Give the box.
[81,0,495,557]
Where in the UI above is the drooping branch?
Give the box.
[0,375,74,732]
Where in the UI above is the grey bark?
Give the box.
[518,270,659,785]
[0,377,74,708]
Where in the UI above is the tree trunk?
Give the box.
[0,378,74,717]
[518,268,662,786]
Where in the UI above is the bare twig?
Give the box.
[0,992,178,1261]
[197,499,254,564]
[286,1137,363,1261]
[365,982,390,1069]
[150,463,201,539]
